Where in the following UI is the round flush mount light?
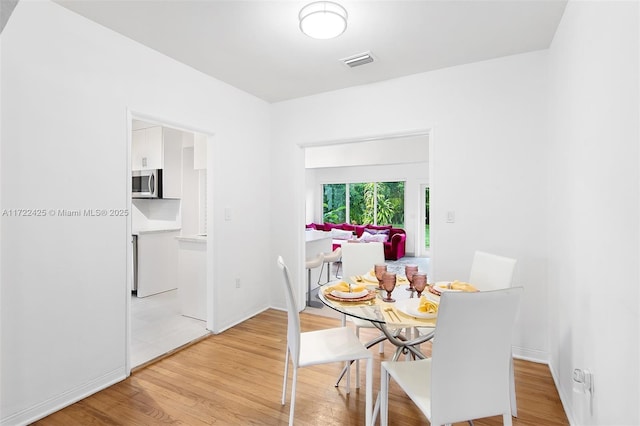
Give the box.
[299,1,348,40]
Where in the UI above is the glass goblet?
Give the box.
[412,273,428,298]
[381,272,397,302]
[374,264,387,290]
[405,264,419,292]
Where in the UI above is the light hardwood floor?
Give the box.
[34,309,568,425]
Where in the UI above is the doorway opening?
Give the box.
[127,115,212,369]
[302,131,430,308]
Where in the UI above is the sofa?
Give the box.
[306,222,406,260]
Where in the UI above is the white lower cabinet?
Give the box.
[136,230,180,297]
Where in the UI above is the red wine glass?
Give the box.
[405,264,418,292]
[412,273,427,298]
[374,264,387,289]
[381,272,397,302]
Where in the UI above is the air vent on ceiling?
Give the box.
[340,51,374,68]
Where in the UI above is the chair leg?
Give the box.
[355,326,361,386]
[502,412,513,426]
[289,367,298,426]
[380,364,389,426]
[281,348,289,405]
[365,357,373,426]
[346,359,351,393]
[306,268,323,308]
[317,262,325,285]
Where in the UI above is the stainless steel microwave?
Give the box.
[132,169,162,198]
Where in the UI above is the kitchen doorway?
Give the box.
[127,113,213,370]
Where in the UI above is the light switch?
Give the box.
[224,207,232,221]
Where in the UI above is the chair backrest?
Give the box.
[430,287,523,425]
[277,256,300,366]
[468,251,517,291]
[341,242,385,279]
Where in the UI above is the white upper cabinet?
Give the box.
[132,126,183,198]
[132,126,163,170]
[193,133,207,170]
[161,127,183,199]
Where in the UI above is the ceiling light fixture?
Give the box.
[299,1,348,40]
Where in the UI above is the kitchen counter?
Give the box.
[305,229,331,242]
[176,234,207,243]
[133,227,182,236]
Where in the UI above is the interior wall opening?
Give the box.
[301,131,430,309]
[128,115,212,370]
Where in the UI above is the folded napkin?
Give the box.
[329,281,366,293]
[449,280,478,292]
[418,296,439,313]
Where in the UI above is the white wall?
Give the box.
[272,51,550,362]
[305,161,429,255]
[0,1,271,424]
[547,1,639,425]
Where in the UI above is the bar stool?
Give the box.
[318,246,342,284]
[305,253,324,308]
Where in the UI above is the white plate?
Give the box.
[433,281,462,292]
[331,289,369,299]
[396,298,438,319]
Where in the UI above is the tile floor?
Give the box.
[131,289,209,367]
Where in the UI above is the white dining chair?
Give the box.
[340,241,386,340]
[331,242,389,388]
[380,287,523,426]
[278,256,373,426]
[415,250,519,415]
[468,250,519,417]
[469,250,517,291]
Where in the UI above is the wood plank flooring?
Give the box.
[34,309,569,425]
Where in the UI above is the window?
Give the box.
[322,181,404,227]
[424,186,430,248]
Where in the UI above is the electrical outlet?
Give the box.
[235,278,241,289]
[573,368,594,417]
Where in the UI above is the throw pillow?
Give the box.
[330,228,353,240]
[366,224,392,231]
[364,228,390,236]
[361,231,389,243]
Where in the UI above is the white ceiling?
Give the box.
[53,0,567,103]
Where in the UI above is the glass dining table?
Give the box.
[316,274,439,363]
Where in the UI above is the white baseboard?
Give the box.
[512,345,548,364]
[549,361,576,426]
[1,367,126,426]
[214,306,271,334]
